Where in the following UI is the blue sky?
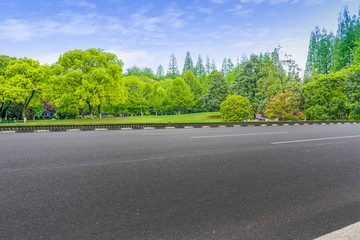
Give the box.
[0,0,359,74]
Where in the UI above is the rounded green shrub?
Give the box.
[220,95,251,122]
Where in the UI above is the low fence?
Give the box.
[0,121,359,133]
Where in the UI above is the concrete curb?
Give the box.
[0,121,359,134]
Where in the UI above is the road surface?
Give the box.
[1,124,360,239]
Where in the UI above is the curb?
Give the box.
[0,121,359,134]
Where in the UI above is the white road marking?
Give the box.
[190,132,288,139]
[272,135,360,145]
[34,130,50,133]
[0,131,16,134]
[95,128,108,131]
[66,129,80,132]
[314,221,360,240]
[2,157,167,172]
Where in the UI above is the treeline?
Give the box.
[1,6,360,122]
[303,6,360,120]
[0,46,302,122]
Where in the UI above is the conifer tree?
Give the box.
[211,58,217,71]
[156,65,165,79]
[205,55,211,75]
[167,53,180,78]
[195,55,206,77]
[221,58,228,76]
[227,58,234,73]
[182,51,194,75]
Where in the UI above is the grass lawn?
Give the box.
[0,112,223,126]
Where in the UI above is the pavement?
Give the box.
[1,124,360,239]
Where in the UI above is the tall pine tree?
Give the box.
[156,65,165,79]
[195,55,206,77]
[167,53,180,78]
[182,51,194,75]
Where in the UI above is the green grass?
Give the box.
[0,112,223,126]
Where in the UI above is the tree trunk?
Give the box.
[98,105,102,118]
[22,107,27,123]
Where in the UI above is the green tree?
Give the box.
[205,55,211,75]
[166,77,193,114]
[211,58,217,71]
[304,70,349,120]
[220,95,251,122]
[332,7,359,71]
[167,53,180,78]
[194,55,205,77]
[0,55,16,76]
[200,71,229,111]
[56,48,126,119]
[148,83,166,115]
[125,76,152,116]
[305,27,334,76]
[221,58,228,76]
[226,58,234,73]
[156,65,165,79]
[182,51,194,75]
[5,58,49,122]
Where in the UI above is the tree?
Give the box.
[124,76,152,116]
[182,51,194,75]
[0,55,16,76]
[264,91,303,120]
[156,65,165,79]
[221,58,228,76]
[305,27,334,76]
[5,58,49,122]
[167,53,180,78]
[211,58,217,71]
[304,70,349,120]
[148,83,166,115]
[332,7,359,71]
[56,48,126,119]
[200,71,229,111]
[220,95,251,122]
[226,58,234,73]
[205,55,211,75]
[183,70,202,99]
[194,55,205,77]
[166,77,193,114]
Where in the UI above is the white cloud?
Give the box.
[106,47,157,70]
[64,0,96,9]
[33,53,62,65]
[304,0,324,5]
[0,19,33,41]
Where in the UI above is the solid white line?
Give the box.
[66,129,80,132]
[34,130,50,133]
[95,128,108,131]
[272,135,360,145]
[190,132,288,139]
[0,131,16,134]
[314,221,360,240]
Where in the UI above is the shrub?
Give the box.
[220,95,251,122]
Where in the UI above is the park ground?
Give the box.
[0,112,223,126]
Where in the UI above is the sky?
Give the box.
[0,0,359,75]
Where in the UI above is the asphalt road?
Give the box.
[1,124,360,239]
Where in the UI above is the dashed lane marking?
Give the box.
[190,131,288,139]
[272,135,360,145]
